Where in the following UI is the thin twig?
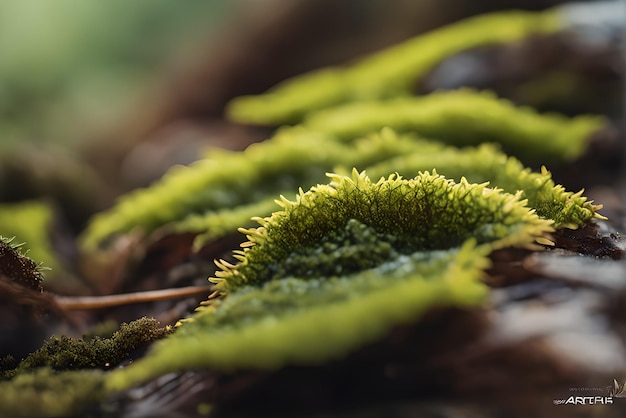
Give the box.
[55,285,214,310]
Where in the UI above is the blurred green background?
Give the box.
[0,0,230,150]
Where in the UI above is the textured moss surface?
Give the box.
[0,235,45,291]
[1,318,171,380]
[106,171,553,390]
[362,141,603,229]
[214,170,553,290]
[0,318,171,417]
[303,89,605,163]
[227,10,560,125]
[82,128,601,251]
[80,128,444,249]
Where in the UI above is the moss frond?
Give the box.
[105,171,553,390]
[214,170,553,291]
[227,9,561,125]
[80,129,337,249]
[81,128,601,251]
[364,142,600,228]
[303,89,605,163]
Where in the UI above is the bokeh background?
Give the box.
[3,0,621,230]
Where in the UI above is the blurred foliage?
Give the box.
[0,0,230,149]
[302,89,605,163]
[81,110,602,251]
[0,368,105,418]
[227,9,560,125]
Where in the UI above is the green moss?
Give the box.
[2,317,171,380]
[362,141,602,229]
[82,128,601,251]
[80,129,442,250]
[0,368,106,418]
[105,171,552,391]
[215,170,553,290]
[81,130,333,249]
[303,89,605,163]
[0,201,59,281]
[227,9,561,125]
[0,235,45,291]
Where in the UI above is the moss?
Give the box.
[82,128,601,252]
[303,89,605,163]
[81,130,334,249]
[227,9,561,125]
[2,317,171,380]
[105,171,552,391]
[362,141,603,229]
[0,235,44,292]
[0,354,17,373]
[0,319,172,416]
[0,201,60,282]
[80,128,443,250]
[214,170,553,290]
[0,368,105,418]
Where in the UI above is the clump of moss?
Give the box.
[214,170,553,290]
[105,171,553,391]
[0,235,45,292]
[0,368,106,418]
[0,201,61,280]
[302,89,605,163]
[227,10,561,125]
[360,140,604,229]
[2,317,171,380]
[81,128,602,252]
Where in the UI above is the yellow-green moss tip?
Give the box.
[214,170,553,290]
[0,368,105,418]
[3,317,171,380]
[105,171,554,391]
[361,141,602,228]
[0,235,45,292]
[227,9,561,125]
